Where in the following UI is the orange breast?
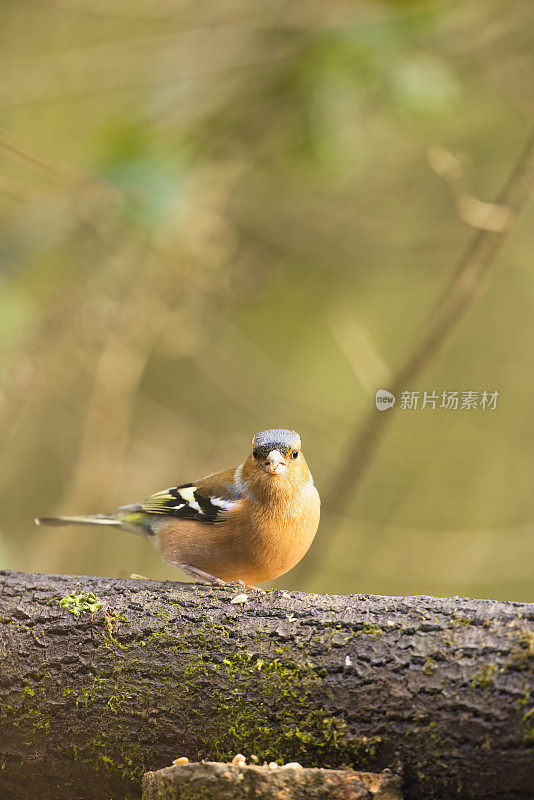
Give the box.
[154,487,320,584]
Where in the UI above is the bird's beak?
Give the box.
[264,449,287,475]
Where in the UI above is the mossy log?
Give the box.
[0,569,533,800]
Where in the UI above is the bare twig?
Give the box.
[0,126,126,205]
[328,306,392,395]
[296,127,534,584]
[0,174,39,202]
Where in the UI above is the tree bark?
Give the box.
[0,569,533,800]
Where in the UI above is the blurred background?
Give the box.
[0,0,533,600]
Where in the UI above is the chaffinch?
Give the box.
[36,429,320,588]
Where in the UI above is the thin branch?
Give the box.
[0,174,39,202]
[296,126,534,584]
[0,126,126,205]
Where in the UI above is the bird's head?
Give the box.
[241,429,312,499]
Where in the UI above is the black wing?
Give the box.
[140,483,231,524]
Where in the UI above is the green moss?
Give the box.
[506,627,534,673]
[519,629,534,655]
[169,620,381,767]
[469,664,496,689]
[517,687,530,709]
[102,612,129,650]
[450,616,471,628]
[517,629,534,666]
[358,624,383,637]
[64,676,132,714]
[63,735,144,783]
[150,620,364,765]
[59,591,102,616]
[3,645,143,785]
[523,706,534,745]
[422,657,436,676]
[9,686,52,735]
[59,672,144,783]
[3,606,387,787]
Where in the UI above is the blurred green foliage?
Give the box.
[0,0,533,600]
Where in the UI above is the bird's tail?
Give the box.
[35,514,122,528]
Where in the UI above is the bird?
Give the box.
[36,429,320,588]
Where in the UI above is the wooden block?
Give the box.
[142,761,403,800]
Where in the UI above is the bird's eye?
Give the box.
[291,449,299,459]
[253,448,261,460]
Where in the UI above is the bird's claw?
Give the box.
[179,564,264,592]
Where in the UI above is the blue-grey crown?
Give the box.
[252,428,301,457]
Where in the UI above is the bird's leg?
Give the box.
[178,563,229,585]
[178,563,263,592]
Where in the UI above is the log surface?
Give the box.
[0,569,533,800]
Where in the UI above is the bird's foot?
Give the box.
[178,564,264,592]
[226,580,266,593]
